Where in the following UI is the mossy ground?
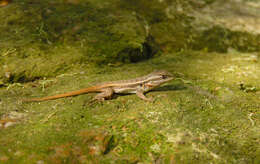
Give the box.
[0,0,260,163]
[1,51,260,163]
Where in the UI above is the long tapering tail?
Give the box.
[23,86,100,102]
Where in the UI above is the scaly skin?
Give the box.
[23,70,173,102]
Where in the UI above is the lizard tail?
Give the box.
[23,86,100,102]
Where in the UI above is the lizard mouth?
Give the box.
[159,76,174,84]
[147,76,174,88]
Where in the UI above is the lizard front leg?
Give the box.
[94,87,114,101]
[136,90,153,102]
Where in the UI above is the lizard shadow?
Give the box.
[151,84,187,92]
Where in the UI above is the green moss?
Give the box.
[228,31,260,52]
[191,26,229,52]
[1,51,260,163]
[192,26,260,53]
[1,0,260,84]
[0,0,157,83]
[201,0,217,5]
[0,1,260,162]
[117,0,168,24]
[150,20,194,52]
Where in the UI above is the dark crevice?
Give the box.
[3,72,42,84]
[116,35,160,63]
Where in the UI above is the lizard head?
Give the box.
[144,70,174,91]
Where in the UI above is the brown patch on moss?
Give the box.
[79,129,116,156]
[0,0,11,7]
[48,143,87,164]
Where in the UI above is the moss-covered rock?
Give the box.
[191,26,260,53]
[1,0,260,84]
[0,0,159,83]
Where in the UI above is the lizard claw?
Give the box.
[146,97,154,102]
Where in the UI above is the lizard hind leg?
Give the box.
[86,88,114,106]
[94,87,114,101]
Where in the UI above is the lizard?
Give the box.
[23,70,173,102]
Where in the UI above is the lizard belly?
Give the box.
[113,87,137,94]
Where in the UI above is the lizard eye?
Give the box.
[162,75,167,79]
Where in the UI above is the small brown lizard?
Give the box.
[23,70,173,102]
